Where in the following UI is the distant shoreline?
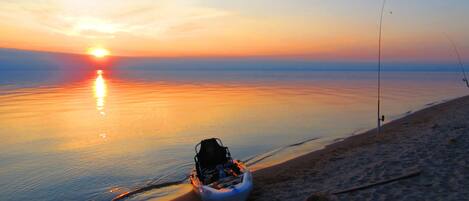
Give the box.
[173,94,469,201]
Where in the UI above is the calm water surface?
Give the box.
[0,69,466,201]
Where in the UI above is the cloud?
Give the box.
[0,0,231,39]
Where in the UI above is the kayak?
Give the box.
[190,138,253,201]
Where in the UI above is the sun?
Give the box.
[88,48,110,58]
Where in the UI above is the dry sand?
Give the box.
[174,95,469,201]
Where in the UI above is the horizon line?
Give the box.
[0,46,465,64]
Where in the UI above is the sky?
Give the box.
[0,0,468,61]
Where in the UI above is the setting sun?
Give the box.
[88,48,110,58]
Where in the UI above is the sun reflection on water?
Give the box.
[94,70,107,115]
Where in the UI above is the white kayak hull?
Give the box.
[190,161,253,201]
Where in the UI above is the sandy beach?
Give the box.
[174,95,469,201]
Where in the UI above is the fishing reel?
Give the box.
[463,78,469,88]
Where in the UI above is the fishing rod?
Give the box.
[445,35,469,88]
[377,0,387,135]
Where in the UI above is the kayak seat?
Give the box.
[195,138,232,180]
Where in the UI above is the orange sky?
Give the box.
[0,0,468,61]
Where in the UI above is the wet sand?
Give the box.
[174,95,469,201]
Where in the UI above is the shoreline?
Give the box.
[173,95,469,201]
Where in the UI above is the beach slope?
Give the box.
[251,95,469,200]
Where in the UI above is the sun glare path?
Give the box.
[88,48,110,58]
[94,70,107,113]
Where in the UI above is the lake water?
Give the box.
[0,66,467,201]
